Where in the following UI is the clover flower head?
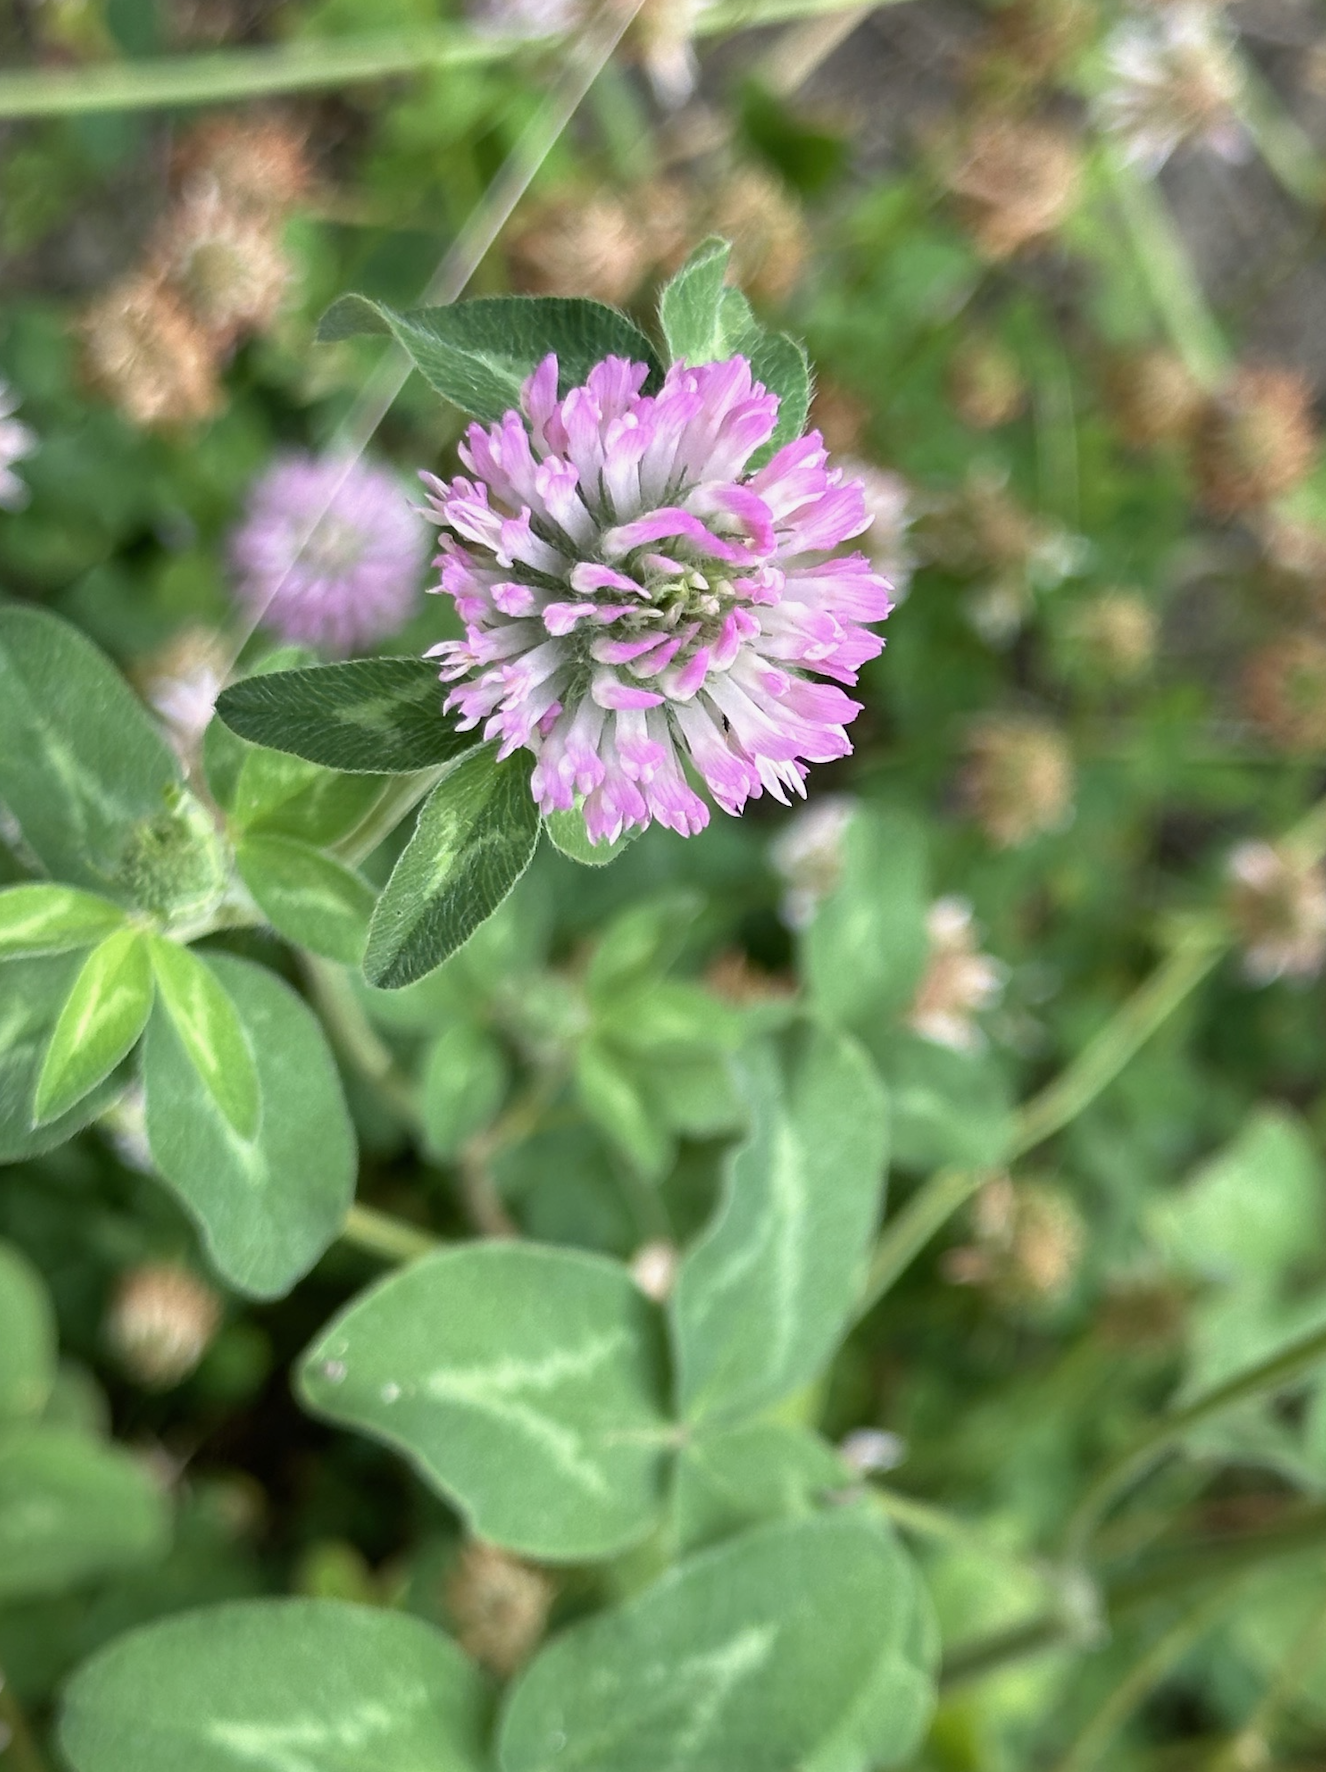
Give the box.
[231,453,428,653]
[1100,7,1248,175]
[907,896,1006,1053]
[0,380,35,511]
[1227,839,1326,984]
[422,354,892,845]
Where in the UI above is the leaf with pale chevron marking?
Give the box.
[298,1243,672,1560]
[671,1026,889,1425]
[59,1599,489,1772]
[33,928,154,1126]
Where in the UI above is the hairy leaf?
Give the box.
[300,1243,671,1560]
[319,293,663,420]
[216,657,469,774]
[0,1240,57,1423]
[0,954,132,1161]
[364,747,541,990]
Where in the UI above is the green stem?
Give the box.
[1233,51,1326,210]
[1099,147,1230,391]
[943,1503,1326,1691]
[0,0,883,119]
[331,768,448,869]
[1010,920,1228,1161]
[1063,1319,1326,1565]
[302,956,419,1124]
[856,1166,985,1320]
[340,1202,439,1264]
[1048,1588,1240,1772]
[0,1670,49,1772]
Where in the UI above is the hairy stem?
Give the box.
[302,956,418,1124]
[856,1165,984,1319]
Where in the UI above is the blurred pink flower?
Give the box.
[230,453,427,653]
[0,380,36,511]
[422,354,892,844]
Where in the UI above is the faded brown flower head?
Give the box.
[703,949,796,1007]
[1097,1273,1188,1350]
[627,0,701,107]
[942,114,1082,260]
[81,274,220,428]
[107,1263,223,1388]
[1257,515,1326,621]
[446,1541,555,1676]
[174,114,310,219]
[948,334,1026,430]
[918,469,1042,577]
[508,192,656,306]
[907,897,1006,1052]
[1063,590,1158,681]
[962,715,1075,846]
[1243,632,1326,753]
[944,1174,1085,1307]
[967,0,1096,99]
[770,796,857,928]
[1105,346,1203,449]
[1192,366,1319,517]
[135,624,228,768]
[708,165,809,306]
[153,187,292,350]
[1227,840,1326,983]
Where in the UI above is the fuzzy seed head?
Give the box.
[1105,346,1203,449]
[81,275,220,429]
[1227,840,1326,982]
[107,1263,223,1387]
[628,0,702,107]
[155,188,291,349]
[811,382,871,457]
[707,166,809,306]
[446,1541,555,1676]
[947,334,1026,430]
[423,355,891,844]
[1193,367,1319,517]
[942,114,1082,260]
[509,193,656,307]
[962,715,1074,846]
[174,115,310,219]
[1243,632,1326,753]
[1064,590,1158,680]
[945,1174,1084,1307]
[1099,8,1247,174]
[231,453,428,653]
[907,896,1006,1052]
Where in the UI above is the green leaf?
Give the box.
[364,747,541,990]
[148,939,261,1139]
[143,953,356,1299]
[419,1021,508,1160]
[575,1038,673,1180]
[319,293,663,421]
[0,1240,58,1423]
[872,1031,1014,1172]
[672,1423,850,1554]
[1151,1106,1324,1288]
[803,806,930,1028]
[0,953,133,1160]
[237,834,376,965]
[0,1423,169,1602]
[216,657,470,775]
[0,603,181,900]
[0,884,127,958]
[544,808,638,867]
[659,237,740,364]
[746,329,812,466]
[671,1026,889,1425]
[33,928,154,1126]
[59,1599,491,1772]
[499,1512,936,1772]
[299,1243,671,1561]
[231,744,390,846]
